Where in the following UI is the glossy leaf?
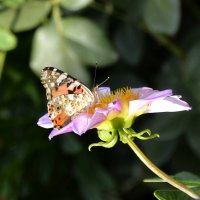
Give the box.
[154,190,196,200]
[63,17,118,66]
[13,0,51,32]
[143,0,180,34]
[151,172,200,200]
[30,22,91,85]
[0,28,17,51]
[61,0,93,11]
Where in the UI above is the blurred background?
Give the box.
[1,0,200,199]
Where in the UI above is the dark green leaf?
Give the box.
[0,28,17,51]
[154,189,197,200]
[113,0,147,19]
[114,24,144,65]
[30,22,91,84]
[61,0,93,11]
[174,172,200,186]
[143,0,180,35]
[146,171,200,186]
[151,172,200,200]
[13,0,51,32]
[63,17,118,66]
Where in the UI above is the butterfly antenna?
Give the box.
[93,62,110,88]
[93,62,98,88]
[97,76,110,87]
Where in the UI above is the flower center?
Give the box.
[88,87,139,114]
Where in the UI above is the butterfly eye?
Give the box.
[56,106,60,110]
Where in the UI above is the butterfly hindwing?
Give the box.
[41,67,95,129]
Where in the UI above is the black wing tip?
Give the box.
[42,66,64,73]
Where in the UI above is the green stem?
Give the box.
[51,0,64,35]
[125,136,200,199]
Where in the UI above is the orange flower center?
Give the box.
[88,88,139,114]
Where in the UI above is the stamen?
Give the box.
[88,87,139,115]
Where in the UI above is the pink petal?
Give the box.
[97,87,111,95]
[37,113,53,128]
[146,95,191,113]
[133,87,172,99]
[48,123,73,140]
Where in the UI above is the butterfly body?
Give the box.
[41,67,95,129]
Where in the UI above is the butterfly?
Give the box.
[41,67,95,129]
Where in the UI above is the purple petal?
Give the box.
[97,87,111,95]
[133,87,172,100]
[37,113,53,128]
[72,114,92,135]
[146,95,191,113]
[69,99,121,135]
[72,112,106,135]
[129,90,191,115]
[48,123,73,140]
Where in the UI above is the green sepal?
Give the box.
[119,128,160,144]
[88,129,118,151]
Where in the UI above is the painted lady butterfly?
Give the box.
[41,67,95,129]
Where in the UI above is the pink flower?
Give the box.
[37,87,191,140]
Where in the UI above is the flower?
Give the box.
[38,87,191,143]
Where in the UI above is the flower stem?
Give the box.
[125,136,200,199]
[51,0,64,34]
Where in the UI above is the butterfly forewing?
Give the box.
[41,67,95,129]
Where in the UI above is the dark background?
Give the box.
[1,0,200,199]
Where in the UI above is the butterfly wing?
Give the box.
[41,67,94,129]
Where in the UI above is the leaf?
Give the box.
[13,0,51,32]
[114,24,144,65]
[112,0,147,19]
[0,28,17,51]
[30,22,91,85]
[154,189,196,200]
[62,17,118,66]
[143,0,181,35]
[145,171,200,186]
[3,0,25,8]
[174,171,200,186]
[61,0,93,11]
[150,172,200,200]
[0,9,16,29]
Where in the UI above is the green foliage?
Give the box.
[1,0,200,199]
[152,172,200,200]
[143,0,180,34]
